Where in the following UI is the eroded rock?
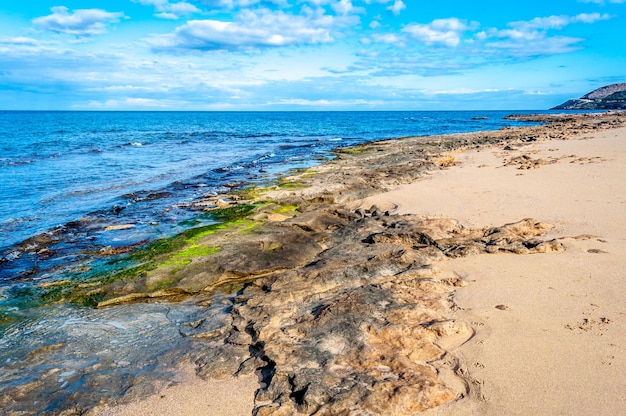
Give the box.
[189,212,564,415]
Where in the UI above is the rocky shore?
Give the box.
[103,111,625,415]
[3,111,626,415]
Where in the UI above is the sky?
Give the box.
[0,0,625,110]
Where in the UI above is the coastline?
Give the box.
[4,112,625,415]
[0,110,540,322]
[99,111,626,415]
[359,123,626,415]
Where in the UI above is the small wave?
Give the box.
[215,164,245,173]
[128,142,143,147]
[255,153,275,162]
[328,138,343,141]
[1,217,40,227]
[279,144,310,150]
[2,158,36,167]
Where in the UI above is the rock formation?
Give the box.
[551,83,626,110]
[190,212,564,415]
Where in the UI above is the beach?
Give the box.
[2,112,624,415]
[3,1,626,414]
[361,124,626,415]
[94,112,625,416]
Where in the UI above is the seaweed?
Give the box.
[333,144,377,155]
[2,203,265,311]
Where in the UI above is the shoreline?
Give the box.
[2,112,625,415]
[0,111,543,323]
[100,111,626,415]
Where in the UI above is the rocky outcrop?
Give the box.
[191,213,564,415]
[551,83,626,110]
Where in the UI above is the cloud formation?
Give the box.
[32,6,125,36]
[387,0,406,16]
[403,18,474,47]
[150,7,337,50]
[134,0,201,19]
[476,13,612,56]
[2,0,623,110]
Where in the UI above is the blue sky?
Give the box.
[0,0,624,110]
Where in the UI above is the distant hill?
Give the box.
[551,83,626,110]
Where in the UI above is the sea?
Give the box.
[0,110,557,412]
[0,111,547,252]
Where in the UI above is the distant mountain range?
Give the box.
[551,83,626,110]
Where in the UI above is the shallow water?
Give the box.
[0,293,233,413]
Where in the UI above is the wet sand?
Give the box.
[98,115,626,415]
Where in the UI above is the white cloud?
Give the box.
[403,18,473,47]
[477,13,613,56]
[387,0,405,16]
[371,33,403,45]
[572,12,612,23]
[151,8,336,50]
[509,15,571,31]
[332,0,355,14]
[32,6,125,36]
[506,13,611,32]
[484,35,585,57]
[134,0,201,20]
[89,85,169,92]
[0,37,40,46]
[354,8,616,78]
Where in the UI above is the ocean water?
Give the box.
[0,110,554,412]
[0,110,552,292]
[0,111,540,251]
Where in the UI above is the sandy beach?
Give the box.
[361,126,626,415]
[93,114,625,415]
